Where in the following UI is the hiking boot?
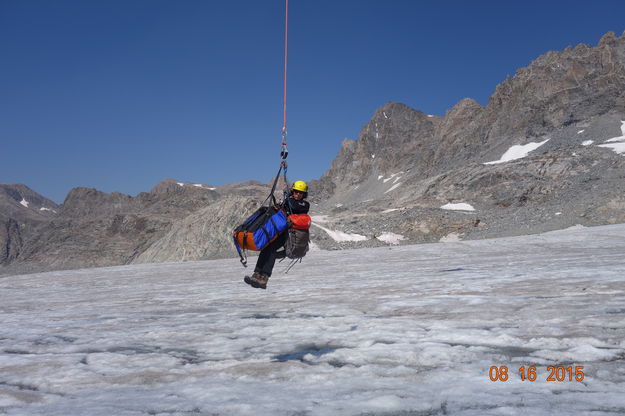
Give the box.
[244,272,268,289]
[244,272,261,287]
[255,273,269,289]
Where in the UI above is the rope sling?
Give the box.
[270,0,290,207]
[280,0,289,163]
[232,0,293,268]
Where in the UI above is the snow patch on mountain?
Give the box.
[311,215,330,224]
[192,184,216,190]
[311,222,368,242]
[19,198,29,208]
[484,139,550,165]
[383,173,402,183]
[439,232,463,242]
[599,142,625,154]
[384,183,402,193]
[598,121,625,154]
[376,232,406,245]
[441,203,475,211]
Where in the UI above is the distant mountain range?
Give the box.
[2,31,625,276]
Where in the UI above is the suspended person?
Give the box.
[245,180,310,289]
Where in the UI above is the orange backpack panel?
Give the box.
[289,213,311,230]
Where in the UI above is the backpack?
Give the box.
[232,206,288,265]
[285,213,311,259]
[285,228,309,259]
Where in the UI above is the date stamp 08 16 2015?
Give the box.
[489,365,585,382]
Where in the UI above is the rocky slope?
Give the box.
[306,32,625,249]
[0,180,268,275]
[2,31,625,276]
[0,184,59,222]
[0,184,59,266]
[312,32,625,202]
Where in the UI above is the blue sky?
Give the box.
[2,0,625,203]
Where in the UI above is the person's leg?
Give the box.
[254,232,287,278]
[254,246,273,276]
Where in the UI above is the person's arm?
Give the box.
[288,199,309,214]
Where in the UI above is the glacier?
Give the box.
[1,224,624,415]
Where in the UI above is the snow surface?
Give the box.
[19,198,29,208]
[582,140,594,146]
[483,139,550,165]
[599,142,625,154]
[441,203,476,212]
[1,224,625,415]
[311,222,368,242]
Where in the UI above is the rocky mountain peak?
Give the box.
[1,184,59,268]
[318,102,437,186]
[319,31,625,193]
[446,98,482,116]
[598,30,623,47]
[486,30,625,134]
[62,187,133,217]
[0,184,59,222]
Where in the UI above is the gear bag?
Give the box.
[285,228,309,259]
[285,213,310,259]
[233,206,288,266]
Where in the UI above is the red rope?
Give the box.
[281,0,289,158]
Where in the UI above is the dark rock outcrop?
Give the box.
[0,219,22,265]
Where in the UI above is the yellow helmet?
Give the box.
[292,180,308,193]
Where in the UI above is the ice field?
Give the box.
[1,224,625,415]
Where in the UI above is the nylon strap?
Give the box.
[263,165,283,207]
